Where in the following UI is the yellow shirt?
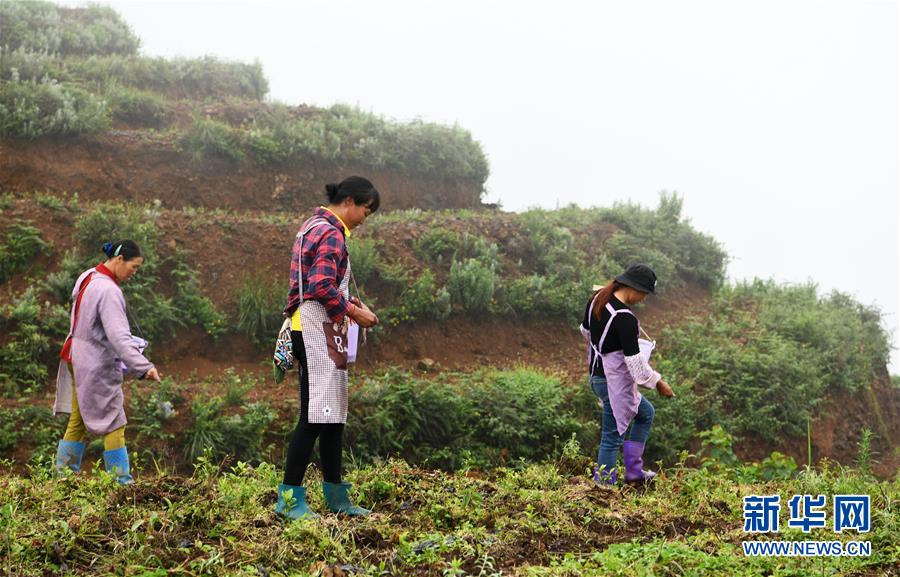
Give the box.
[291,207,351,331]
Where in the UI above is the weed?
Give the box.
[234,274,284,346]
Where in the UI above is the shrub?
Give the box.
[180,115,244,163]
[105,83,167,126]
[0,221,49,283]
[463,368,588,464]
[415,229,460,263]
[0,288,69,396]
[382,270,451,325]
[0,1,140,56]
[347,236,381,286]
[447,258,495,313]
[650,280,891,462]
[347,368,590,469]
[185,395,275,463]
[128,378,182,443]
[454,233,500,271]
[171,251,227,339]
[0,78,110,137]
[234,274,284,346]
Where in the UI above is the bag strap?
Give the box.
[294,217,333,307]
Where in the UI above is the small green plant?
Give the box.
[129,378,181,443]
[415,229,460,263]
[234,274,284,346]
[0,289,69,396]
[33,192,65,211]
[348,236,382,286]
[855,428,874,477]
[447,258,495,313]
[171,250,227,339]
[105,83,167,126]
[697,425,739,470]
[180,115,244,163]
[222,368,252,406]
[0,221,49,283]
[185,396,226,462]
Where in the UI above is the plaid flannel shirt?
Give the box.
[284,207,353,323]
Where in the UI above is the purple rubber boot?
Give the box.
[592,465,617,486]
[623,441,656,484]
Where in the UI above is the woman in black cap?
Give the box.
[580,263,674,485]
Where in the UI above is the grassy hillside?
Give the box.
[0,0,488,189]
[1,193,895,473]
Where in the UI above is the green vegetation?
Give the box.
[191,104,490,184]
[0,3,488,185]
[180,115,245,163]
[234,274,284,346]
[0,221,48,283]
[651,280,891,462]
[447,258,496,313]
[0,288,69,396]
[0,78,110,138]
[348,368,592,470]
[0,1,139,56]
[0,449,894,576]
[353,193,726,321]
[0,201,225,397]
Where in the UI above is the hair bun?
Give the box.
[325,182,340,202]
[102,242,114,257]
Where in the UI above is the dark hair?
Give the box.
[590,280,624,320]
[325,176,380,213]
[102,240,142,261]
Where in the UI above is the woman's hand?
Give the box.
[656,379,675,398]
[349,298,379,328]
[144,367,162,382]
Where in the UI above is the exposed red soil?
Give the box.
[0,134,483,213]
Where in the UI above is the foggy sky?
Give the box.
[63,0,899,372]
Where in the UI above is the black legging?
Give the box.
[282,330,344,486]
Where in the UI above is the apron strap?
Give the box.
[295,217,336,307]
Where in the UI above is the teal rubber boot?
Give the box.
[55,440,86,474]
[323,481,371,516]
[276,484,319,520]
[102,447,134,485]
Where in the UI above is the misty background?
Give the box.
[61,0,899,372]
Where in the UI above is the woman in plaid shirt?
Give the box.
[276,176,380,520]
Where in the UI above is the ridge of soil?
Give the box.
[0,134,483,212]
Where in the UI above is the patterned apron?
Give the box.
[296,218,352,424]
[589,300,655,436]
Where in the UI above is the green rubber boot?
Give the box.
[322,481,370,516]
[275,484,319,520]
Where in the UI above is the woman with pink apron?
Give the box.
[580,264,675,485]
[276,176,380,520]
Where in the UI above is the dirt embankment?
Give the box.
[0,135,483,212]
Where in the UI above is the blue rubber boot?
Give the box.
[102,447,134,485]
[54,440,86,474]
[323,481,370,516]
[275,484,319,520]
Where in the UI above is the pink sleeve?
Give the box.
[97,287,154,376]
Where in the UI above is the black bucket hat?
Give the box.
[615,264,658,294]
